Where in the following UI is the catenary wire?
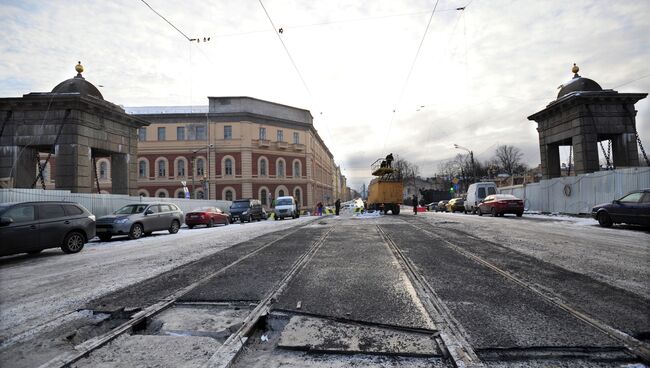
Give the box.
[139,0,191,41]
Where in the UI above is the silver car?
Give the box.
[95,203,184,241]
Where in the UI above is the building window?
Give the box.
[261,189,267,206]
[277,160,285,177]
[157,160,167,177]
[293,132,299,144]
[196,125,206,140]
[224,125,232,140]
[293,161,301,177]
[177,126,185,141]
[176,190,185,198]
[177,159,186,177]
[158,191,166,198]
[225,190,233,201]
[260,158,267,176]
[259,127,266,140]
[157,127,166,141]
[197,190,205,199]
[279,189,285,197]
[225,158,233,176]
[138,128,146,142]
[196,158,205,176]
[99,161,108,179]
[277,130,284,142]
[294,188,301,205]
[138,160,147,178]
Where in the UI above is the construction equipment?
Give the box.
[367,157,402,215]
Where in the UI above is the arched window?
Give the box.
[259,157,267,176]
[99,161,108,179]
[156,189,168,198]
[176,190,185,198]
[138,189,149,197]
[138,160,148,178]
[225,158,233,176]
[196,158,205,176]
[225,190,233,201]
[176,159,186,177]
[196,190,205,199]
[294,188,302,206]
[158,192,166,198]
[261,188,268,206]
[279,189,285,197]
[157,160,167,177]
[277,160,285,177]
[293,160,301,177]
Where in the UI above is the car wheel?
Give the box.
[61,231,85,254]
[516,212,523,217]
[224,218,230,226]
[207,219,214,228]
[478,208,483,216]
[187,224,194,229]
[598,212,613,228]
[129,223,144,240]
[98,233,112,242]
[274,216,278,221]
[491,208,498,217]
[169,220,180,234]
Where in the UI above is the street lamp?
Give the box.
[454,144,476,184]
[190,144,213,199]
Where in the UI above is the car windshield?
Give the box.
[231,201,250,208]
[192,207,214,212]
[276,198,293,206]
[114,204,148,214]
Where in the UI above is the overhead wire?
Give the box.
[139,0,192,41]
[382,0,442,151]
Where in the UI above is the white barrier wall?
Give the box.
[0,189,232,217]
[498,167,650,214]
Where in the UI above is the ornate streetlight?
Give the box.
[454,144,477,184]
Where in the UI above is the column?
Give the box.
[55,144,92,193]
[612,133,639,167]
[572,134,599,175]
[111,152,129,195]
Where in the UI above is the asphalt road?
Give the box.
[1,211,648,367]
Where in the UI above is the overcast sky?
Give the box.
[1,0,649,190]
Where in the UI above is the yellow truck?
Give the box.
[367,158,403,215]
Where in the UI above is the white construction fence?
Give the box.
[0,189,232,217]
[498,167,650,214]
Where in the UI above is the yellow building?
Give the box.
[130,97,338,210]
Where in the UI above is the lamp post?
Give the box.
[190,144,213,199]
[454,144,476,184]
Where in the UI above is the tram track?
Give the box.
[396,216,650,365]
[36,220,332,368]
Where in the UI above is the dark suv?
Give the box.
[0,201,96,257]
[229,199,264,223]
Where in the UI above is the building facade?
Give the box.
[130,97,339,210]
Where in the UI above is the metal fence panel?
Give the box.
[0,189,232,217]
[498,167,650,214]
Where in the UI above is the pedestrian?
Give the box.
[380,160,387,168]
[317,201,323,216]
[412,194,418,215]
[335,199,341,216]
[386,153,394,168]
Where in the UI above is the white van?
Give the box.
[273,196,299,220]
[465,182,497,214]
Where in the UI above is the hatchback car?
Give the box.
[0,201,95,256]
[446,198,466,213]
[95,203,184,241]
[591,189,650,227]
[478,194,524,217]
[185,207,230,229]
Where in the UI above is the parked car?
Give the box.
[274,196,300,220]
[465,182,497,214]
[446,198,466,213]
[435,200,449,212]
[591,189,650,227]
[477,194,524,217]
[229,199,264,223]
[95,203,184,241]
[185,207,230,229]
[425,202,437,211]
[0,201,95,256]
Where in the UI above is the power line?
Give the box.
[139,0,191,41]
[383,0,442,150]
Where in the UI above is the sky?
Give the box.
[1,0,649,190]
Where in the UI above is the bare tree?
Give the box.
[393,156,420,186]
[495,145,524,175]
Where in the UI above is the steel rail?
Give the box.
[206,224,336,368]
[406,218,650,364]
[37,220,321,368]
[376,225,484,368]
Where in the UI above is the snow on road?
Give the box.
[0,217,312,346]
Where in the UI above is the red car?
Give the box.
[185,207,230,229]
[478,194,524,217]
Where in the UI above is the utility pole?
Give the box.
[454,144,477,183]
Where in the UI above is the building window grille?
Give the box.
[177,127,185,141]
[259,127,266,140]
[157,127,166,141]
[277,130,284,142]
[293,132,299,144]
[224,125,232,140]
